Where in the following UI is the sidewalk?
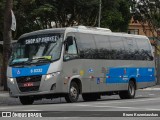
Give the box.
[0,86,8,93]
[142,85,160,90]
[0,86,9,98]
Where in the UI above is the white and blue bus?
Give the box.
[7,26,156,105]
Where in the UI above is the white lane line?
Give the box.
[0,105,43,110]
[92,105,160,111]
[0,107,42,111]
[74,104,160,111]
[149,94,155,96]
[0,103,81,110]
[20,110,42,111]
[95,97,160,105]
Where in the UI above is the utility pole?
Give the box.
[3,0,13,90]
[98,0,102,27]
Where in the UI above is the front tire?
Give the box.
[119,80,136,99]
[65,82,79,103]
[19,96,34,105]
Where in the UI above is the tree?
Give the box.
[13,0,99,36]
[0,0,132,40]
[12,0,131,39]
[0,1,5,41]
[130,0,160,39]
[3,0,13,90]
[101,0,131,32]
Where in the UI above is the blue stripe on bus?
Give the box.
[106,67,155,84]
[12,64,50,77]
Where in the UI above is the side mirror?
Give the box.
[63,54,71,61]
[65,36,73,46]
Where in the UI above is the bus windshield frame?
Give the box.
[9,33,64,66]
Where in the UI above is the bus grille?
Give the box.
[16,75,42,92]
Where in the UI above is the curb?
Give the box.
[142,88,160,91]
[0,93,9,97]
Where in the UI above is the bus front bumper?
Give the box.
[7,75,67,98]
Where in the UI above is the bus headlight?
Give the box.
[45,72,60,81]
[8,78,14,84]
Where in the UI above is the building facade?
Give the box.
[128,17,157,44]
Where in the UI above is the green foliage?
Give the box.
[0,0,131,39]
[101,0,131,32]
[0,1,5,40]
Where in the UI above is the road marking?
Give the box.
[0,106,22,110]
[20,110,42,111]
[94,97,160,105]
[74,104,160,111]
[149,94,155,96]
[0,105,43,110]
[0,103,79,110]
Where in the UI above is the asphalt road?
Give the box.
[0,89,160,119]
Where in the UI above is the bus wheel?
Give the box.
[82,93,100,101]
[19,96,34,105]
[119,80,136,99]
[65,81,79,103]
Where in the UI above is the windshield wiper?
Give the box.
[9,61,31,66]
[31,57,52,63]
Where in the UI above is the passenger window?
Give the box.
[67,38,78,54]
[123,37,139,60]
[136,38,150,51]
[109,36,125,59]
[64,36,78,61]
[136,38,153,60]
[76,33,96,59]
[94,35,111,59]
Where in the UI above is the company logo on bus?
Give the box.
[88,68,94,73]
[26,77,31,81]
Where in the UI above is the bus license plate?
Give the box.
[23,82,33,87]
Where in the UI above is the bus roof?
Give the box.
[18,26,148,40]
[19,28,66,39]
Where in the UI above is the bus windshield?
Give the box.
[9,33,63,66]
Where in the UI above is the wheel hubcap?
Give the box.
[129,83,134,96]
[70,86,77,99]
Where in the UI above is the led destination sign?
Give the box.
[25,36,61,44]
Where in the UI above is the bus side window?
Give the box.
[64,36,78,61]
[136,38,153,61]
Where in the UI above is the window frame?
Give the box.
[63,33,79,61]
